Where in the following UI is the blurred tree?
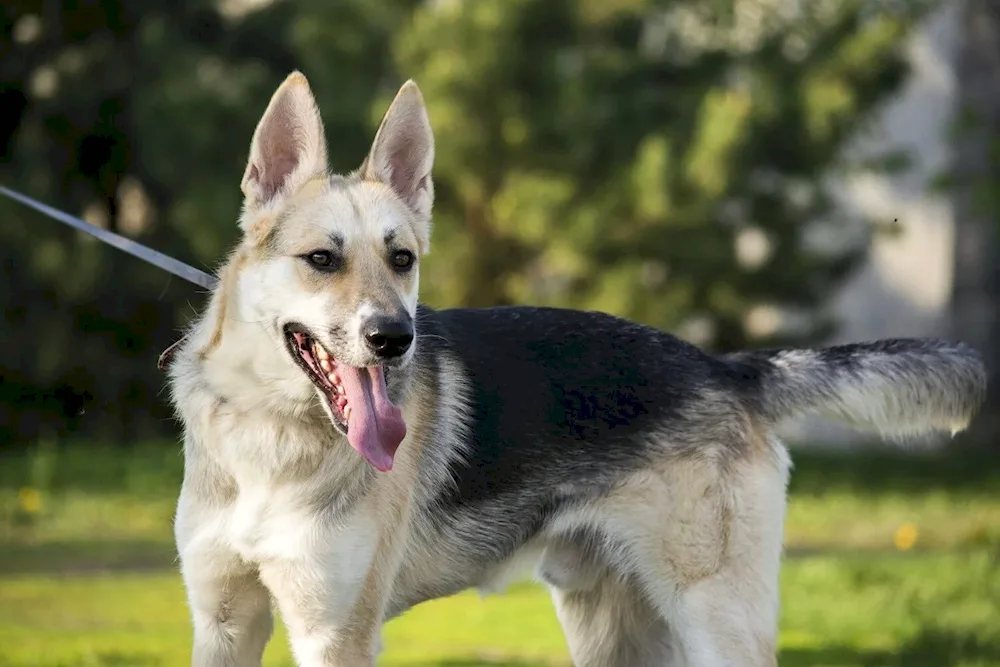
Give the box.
[0,0,935,446]
[0,0,417,446]
[396,0,935,351]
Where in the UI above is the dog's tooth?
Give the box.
[337,384,345,395]
[328,372,339,385]
[320,359,331,372]
[344,405,352,422]
[315,345,329,361]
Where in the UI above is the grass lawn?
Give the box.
[1,441,999,666]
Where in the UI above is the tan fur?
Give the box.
[540,422,789,666]
[247,214,274,247]
[170,71,793,667]
[551,571,681,666]
[654,446,784,665]
[196,249,247,361]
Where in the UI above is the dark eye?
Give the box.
[303,250,339,271]
[392,250,415,271]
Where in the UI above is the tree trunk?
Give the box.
[952,0,1000,447]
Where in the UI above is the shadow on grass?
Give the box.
[394,630,1000,667]
[0,651,164,667]
[0,441,183,497]
[4,440,1000,499]
[788,447,1000,497]
[0,538,177,575]
[400,660,557,667]
[780,629,1000,666]
[0,534,970,577]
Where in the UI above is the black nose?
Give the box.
[363,316,414,358]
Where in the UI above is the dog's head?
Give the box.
[229,72,434,472]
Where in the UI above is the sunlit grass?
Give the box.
[1,442,999,666]
[1,553,998,666]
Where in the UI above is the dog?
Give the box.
[165,71,987,667]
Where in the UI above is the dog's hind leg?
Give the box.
[611,440,791,667]
[539,542,682,666]
[550,577,682,667]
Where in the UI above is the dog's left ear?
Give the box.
[361,80,435,251]
[240,72,329,223]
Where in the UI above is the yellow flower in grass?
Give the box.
[894,522,918,551]
[17,487,42,514]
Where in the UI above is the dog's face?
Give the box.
[232,72,435,472]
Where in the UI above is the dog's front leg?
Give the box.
[177,483,274,667]
[258,509,399,667]
[179,544,274,667]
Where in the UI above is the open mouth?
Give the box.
[282,323,407,472]
[285,324,351,428]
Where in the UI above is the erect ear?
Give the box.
[360,80,435,245]
[240,71,328,219]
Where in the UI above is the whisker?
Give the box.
[416,333,450,344]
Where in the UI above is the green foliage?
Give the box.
[396,0,933,353]
[0,0,936,442]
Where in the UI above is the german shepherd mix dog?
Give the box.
[166,72,987,667]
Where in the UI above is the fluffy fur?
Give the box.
[167,72,987,667]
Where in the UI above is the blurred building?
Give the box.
[786,0,997,448]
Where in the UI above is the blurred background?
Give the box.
[1,0,999,665]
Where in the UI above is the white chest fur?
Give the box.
[227,482,322,561]
[177,388,372,559]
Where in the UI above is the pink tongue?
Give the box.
[338,365,406,472]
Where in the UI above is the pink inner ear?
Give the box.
[252,150,300,203]
[387,145,426,205]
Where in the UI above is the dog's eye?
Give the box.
[392,250,415,271]
[303,250,339,271]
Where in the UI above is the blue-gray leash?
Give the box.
[0,184,218,368]
[0,185,219,290]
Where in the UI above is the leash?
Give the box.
[0,185,219,290]
[1,184,219,369]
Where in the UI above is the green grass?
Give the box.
[2,553,1000,666]
[1,442,1000,666]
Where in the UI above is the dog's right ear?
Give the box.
[240,72,328,226]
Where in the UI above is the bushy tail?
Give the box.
[726,338,988,438]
